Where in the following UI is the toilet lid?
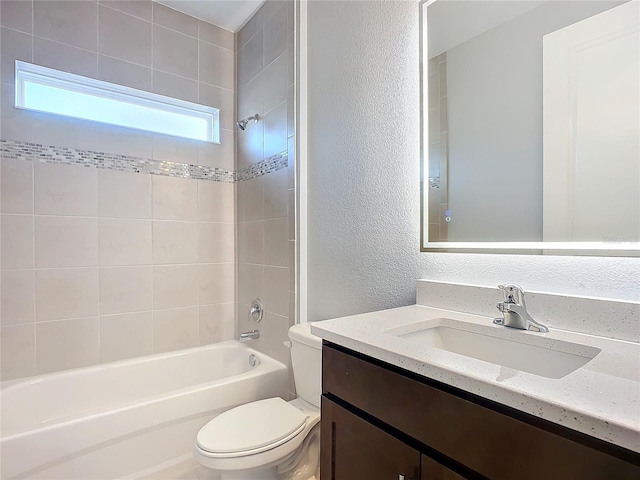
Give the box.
[197,397,308,455]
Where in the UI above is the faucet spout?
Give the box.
[493,284,549,333]
[239,330,260,342]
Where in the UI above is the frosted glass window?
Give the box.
[15,61,219,143]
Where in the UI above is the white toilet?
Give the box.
[194,323,322,480]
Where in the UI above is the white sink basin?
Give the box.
[388,319,601,379]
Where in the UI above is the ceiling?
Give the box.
[155,0,266,32]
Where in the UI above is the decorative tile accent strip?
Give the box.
[1,139,289,183]
[0,139,235,182]
[236,151,288,182]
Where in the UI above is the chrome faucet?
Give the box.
[239,330,260,342]
[493,284,549,333]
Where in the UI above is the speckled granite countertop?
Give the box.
[310,305,640,453]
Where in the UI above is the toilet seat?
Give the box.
[194,398,321,473]
[196,398,309,458]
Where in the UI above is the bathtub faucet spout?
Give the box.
[240,330,260,342]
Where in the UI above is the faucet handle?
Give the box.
[498,284,525,305]
[248,299,263,322]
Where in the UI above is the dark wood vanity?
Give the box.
[320,342,640,480]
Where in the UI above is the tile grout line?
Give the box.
[96,0,101,362]
[0,213,235,225]
[96,0,100,78]
[30,120,37,372]
[150,2,155,114]
[150,166,155,354]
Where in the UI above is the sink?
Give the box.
[388,319,601,379]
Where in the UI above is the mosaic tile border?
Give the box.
[236,151,288,182]
[0,140,288,183]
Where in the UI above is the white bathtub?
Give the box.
[0,342,288,479]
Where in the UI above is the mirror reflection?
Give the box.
[423,0,639,248]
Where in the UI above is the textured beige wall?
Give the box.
[306,0,422,322]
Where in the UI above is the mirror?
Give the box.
[421,0,639,255]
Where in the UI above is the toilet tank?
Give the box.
[288,323,322,408]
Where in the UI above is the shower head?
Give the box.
[237,114,259,131]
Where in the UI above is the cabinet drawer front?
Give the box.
[321,396,421,480]
[422,455,467,480]
[322,343,640,480]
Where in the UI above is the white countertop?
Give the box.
[310,305,640,453]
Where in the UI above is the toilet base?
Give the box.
[220,467,278,480]
[219,469,318,480]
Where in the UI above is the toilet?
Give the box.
[194,323,322,480]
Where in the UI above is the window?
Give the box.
[15,61,219,143]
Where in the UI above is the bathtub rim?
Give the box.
[1,341,287,437]
[0,342,290,479]
[1,340,269,390]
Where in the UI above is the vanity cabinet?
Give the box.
[320,342,640,480]
[321,397,421,479]
[322,396,464,480]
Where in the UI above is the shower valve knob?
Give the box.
[248,299,263,322]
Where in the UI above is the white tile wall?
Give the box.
[236,1,296,391]
[99,5,153,66]
[152,221,199,264]
[199,303,235,344]
[99,219,153,266]
[34,162,98,216]
[153,2,199,36]
[0,160,236,380]
[35,216,99,267]
[35,268,99,321]
[0,0,237,380]
[99,0,152,22]
[1,270,35,325]
[99,267,153,315]
[197,180,235,222]
[1,158,33,213]
[198,222,235,263]
[199,263,235,305]
[1,214,34,268]
[153,264,200,310]
[98,170,152,219]
[34,0,98,51]
[153,306,199,353]
[152,175,198,221]
[0,1,34,34]
[100,311,153,362]
[35,316,100,374]
[1,324,36,379]
[0,0,235,171]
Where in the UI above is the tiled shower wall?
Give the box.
[0,0,236,380]
[236,0,296,375]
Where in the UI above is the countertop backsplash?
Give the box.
[416,280,640,343]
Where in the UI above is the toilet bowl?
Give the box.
[194,323,322,480]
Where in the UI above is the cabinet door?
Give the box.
[321,396,421,480]
[421,455,468,480]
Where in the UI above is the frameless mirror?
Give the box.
[421,0,639,255]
